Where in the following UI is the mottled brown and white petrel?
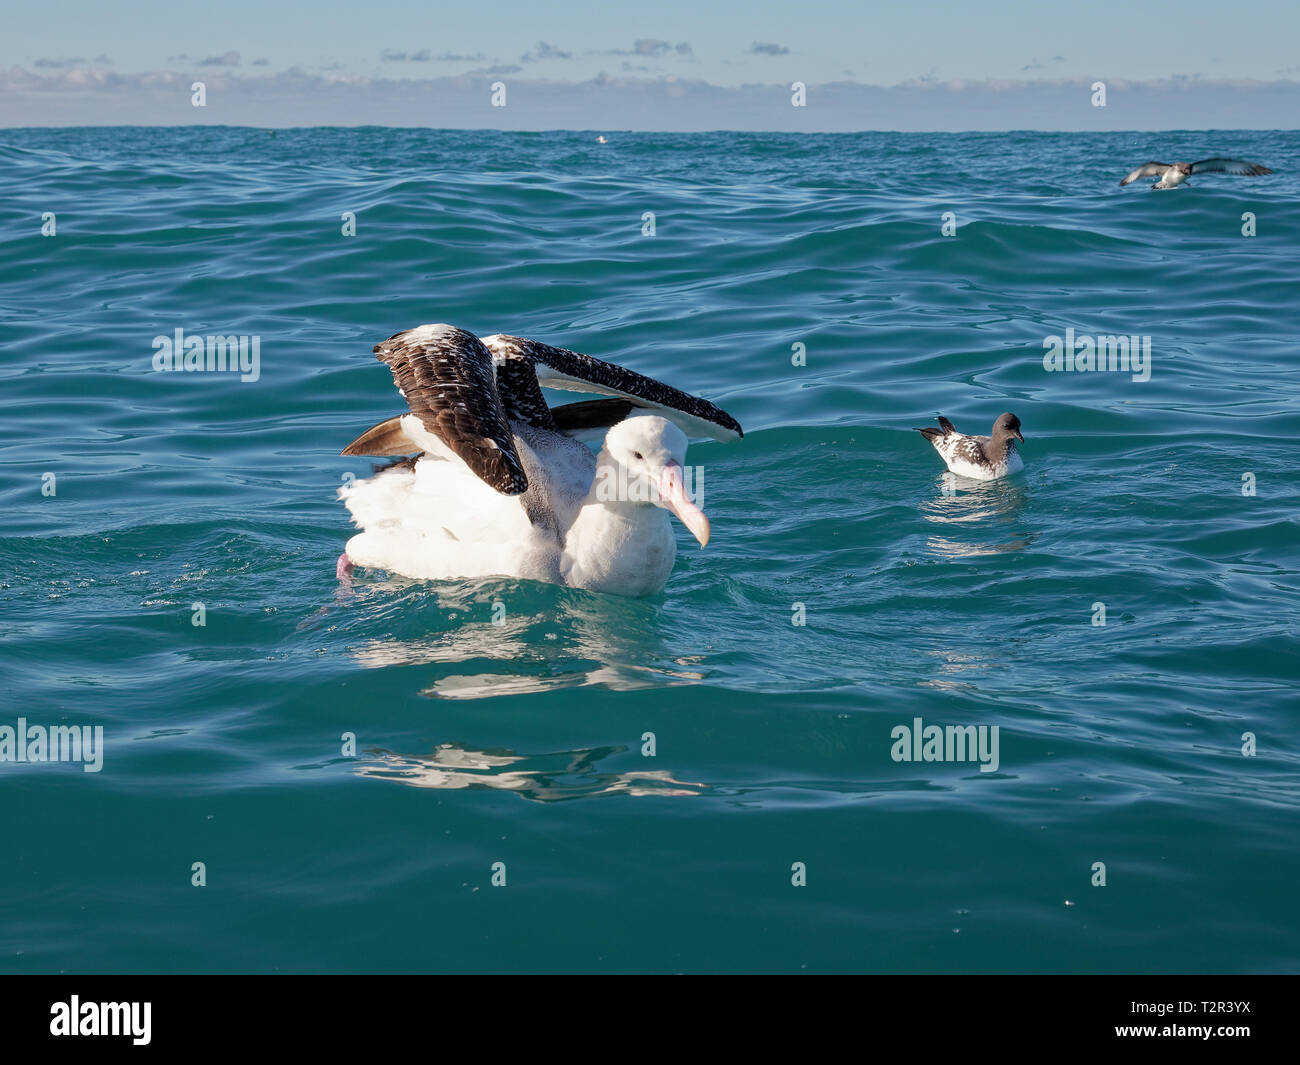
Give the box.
[915,413,1025,481]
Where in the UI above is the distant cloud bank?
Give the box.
[2,64,1298,130]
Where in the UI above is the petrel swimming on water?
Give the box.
[915,413,1024,481]
[1119,158,1273,190]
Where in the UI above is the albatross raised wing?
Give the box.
[482,334,743,443]
[342,324,743,496]
[350,324,530,495]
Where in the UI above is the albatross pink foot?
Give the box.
[336,552,354,580]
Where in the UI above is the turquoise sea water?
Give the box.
[1,128,1297,973]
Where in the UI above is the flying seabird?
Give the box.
[336,324,742,597]
[915,413,1024,481]
[1119,157,1273,190]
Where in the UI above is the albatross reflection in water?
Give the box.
[335,578,707,699]
[320,583,710,799]
[356,741,705,801]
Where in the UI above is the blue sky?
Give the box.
[4,0,1299,128]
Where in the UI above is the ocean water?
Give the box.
[1,128,1297,974]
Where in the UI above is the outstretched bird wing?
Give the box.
[1188,157,1273,177]
[343,325,743,494]
[1119,162,1171,186]
[481,334,743,442]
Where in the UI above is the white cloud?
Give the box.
[196,51,241,67]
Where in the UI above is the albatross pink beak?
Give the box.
[658,461,710,547]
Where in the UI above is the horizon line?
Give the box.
[4,124,1298,133]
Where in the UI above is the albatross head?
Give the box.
[598,415,711,547]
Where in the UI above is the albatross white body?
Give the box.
[341,413,695,595]
[337,324,741,597]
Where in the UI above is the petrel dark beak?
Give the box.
[1014,430,1025,443]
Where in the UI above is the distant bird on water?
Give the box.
[916,413,1024,481]
[1119,157,1273,190]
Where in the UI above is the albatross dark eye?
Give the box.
[633,451,644,460]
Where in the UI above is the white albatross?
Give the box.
[336,324,743,597]
[915,413,1025,481]
[1119,157,1273,190]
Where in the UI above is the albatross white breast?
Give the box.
[336,324,742,597]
